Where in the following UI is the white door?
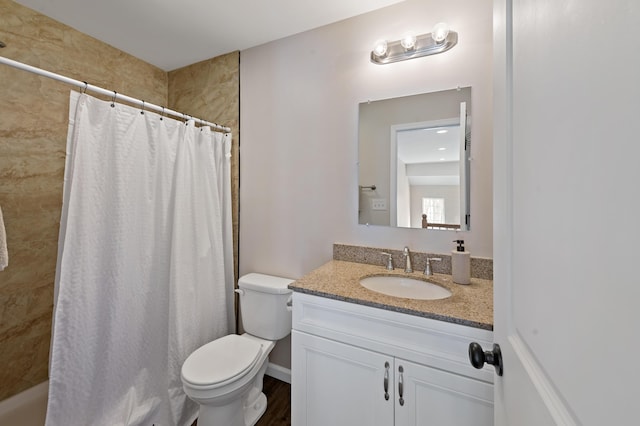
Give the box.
[395,358,493,426]
[493,0,640,424]
[291,331,394,426]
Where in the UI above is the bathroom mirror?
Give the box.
[358,87,471,230]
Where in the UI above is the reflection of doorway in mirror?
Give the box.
[392,118,462,229]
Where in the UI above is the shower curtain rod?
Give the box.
[0,55,231,133]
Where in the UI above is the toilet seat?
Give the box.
[181,334,263,388]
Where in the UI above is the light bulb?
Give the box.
[373,40,388,57]
[400,34,417,50]
[431,22,450,43]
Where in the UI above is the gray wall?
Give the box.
[240,0,493,368]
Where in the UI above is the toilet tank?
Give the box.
[238,273,294,340]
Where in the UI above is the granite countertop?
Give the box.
[289,260,493,331]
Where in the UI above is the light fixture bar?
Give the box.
[370,31,458,65]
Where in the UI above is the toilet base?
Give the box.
[244,392,267,426]
[195,389,267,426]
[190,357,270,426]
[198,399,244,426]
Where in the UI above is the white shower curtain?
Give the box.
[46,92,234,426]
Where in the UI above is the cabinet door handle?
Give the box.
[383,361,390,400]
[398,365,405,406]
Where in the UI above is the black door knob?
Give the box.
[468,342,503,376]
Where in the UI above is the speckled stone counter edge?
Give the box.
[289,260,493,331]
[333,243,493,280]
[291,287,492,330]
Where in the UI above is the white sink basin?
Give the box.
[360,276,452,300]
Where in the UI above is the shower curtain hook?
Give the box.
[140,100,145,115]
[111,91,117,108]
[81,81,88,94]
[160,106,165,121]
[183,113,187,125]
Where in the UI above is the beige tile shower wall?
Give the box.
[167,52,240,284]
[0,0,167,401]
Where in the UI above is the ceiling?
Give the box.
[397,125,461,164]
[14,0,405,71]
[397,125,461,186]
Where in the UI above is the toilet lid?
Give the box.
[182,335,263,386]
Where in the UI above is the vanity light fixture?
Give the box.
[372,40,388,58]
[400,34,417,50]
[371,22,457,65]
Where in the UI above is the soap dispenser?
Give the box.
[451,240,471,285]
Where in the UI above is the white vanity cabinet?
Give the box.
[292,331,393,426]
[291,292,494,426]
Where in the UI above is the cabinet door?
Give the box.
[394,358,493,426]
[291,330,394,426]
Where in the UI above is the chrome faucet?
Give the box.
[403,247,413,273]
[424,257,442,276]
[380,252,394,270]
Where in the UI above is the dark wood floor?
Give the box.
[256,375,291,426]
[192,375,291,426]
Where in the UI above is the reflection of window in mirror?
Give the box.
[422,198,445,224]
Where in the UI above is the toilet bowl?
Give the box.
[181,273,293,426]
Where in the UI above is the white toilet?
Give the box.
[181,273,294,426]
